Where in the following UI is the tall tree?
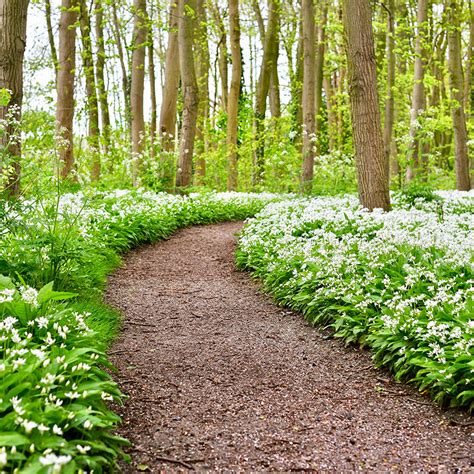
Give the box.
[253,0,279,184]
[111,1,130,124]
[227,0,241,190]
[130,0,148,186]
[212,2,228,111]
[382,0,396,174]
[159,0,180,152]
[0,0,29,196]
[194,0,210,183]
[176,0,199,188]
[95,0,111,153]
[405,0,429,182]
[447,0,471,190]
[251,0,280,118]
[148,18,157,158]
[79,0,101,180]
[56,0,78,179]
[342,0,390,211]
[314,2,328,155]
[301,0,316,192]
[45,0,58,75]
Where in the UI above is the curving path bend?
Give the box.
[106,222,473,472]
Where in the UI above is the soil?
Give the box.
[105,222,473,472]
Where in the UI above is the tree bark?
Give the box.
[111,1,130,125]
[148,19,157,158]
[252,0,280,118]
[159,0,180,153]
[227,0,241,190]
[95,0,111,153]
[176,0,198,189]
[406,0,429,182]
[194,0,210,184]
[56,0,78,179]
[382,0,395,177]
[79,0,101,181]
[464,1,473,114]
[0,0,29,196]
[253,0,279,184]
[45,0,58,75]
[301,0,316,192]
[314,1,327,151]
[447,0,471,190]
[342,0,390,211]
[212,2,228,111]
[130,0,148,186]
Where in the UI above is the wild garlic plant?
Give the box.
[237,191,474,408]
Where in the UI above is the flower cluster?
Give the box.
[0,277,128,472]
[237,191,473,409]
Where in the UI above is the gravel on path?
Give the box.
[105,222,473,472]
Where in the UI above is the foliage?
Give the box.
[0,276,129,473]
[237,191,474,410]
[0,190,285,471]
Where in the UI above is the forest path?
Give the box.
[106,222,473,472]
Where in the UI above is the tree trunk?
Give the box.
[45,0,58,75]
[253,0,279,184]
[406,0,429,182]
[159,0,180,152]
[95,0,111,153]
[176,0,199,189]
[194,0,210,184]
[56,0,78,179]
[111,1,130,125]
[227,0,241,190]
[447,0,471,190]
[342,0,390,211]
[148,22,157,158]
[212,2,228,111]
[130,0,148,186]
[301,0,316,192]
[314,1,327,149]
[0,0,29,196]
[464,1,473,114]
[382,0,395,178]
[79,0,101,181]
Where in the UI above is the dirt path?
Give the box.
[106,222,473,472]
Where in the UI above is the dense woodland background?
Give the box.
[0,0,472,204]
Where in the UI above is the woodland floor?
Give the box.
[105,222,473,472]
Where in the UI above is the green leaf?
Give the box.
[37,281,77,304]
[0,432,31,446]
[0,274,15,290]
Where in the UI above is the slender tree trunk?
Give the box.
[0,0,29,196]
[252,0,280,118]
[130,0,148,186]
[464,1,473,114]
[324,75,337,151]
[314,1,327,148]
[227,0,241,190]
[383,0,395,178]
[447,0,471,190]
[176,0,199,189]
[406,0,429,182]
[212,2,228,111]
[45,0,58,74]
[159,0,180,152]
[148,23,157,158]
[342,0,390,211]
[111,2,130,124]
[79,0,101,181]
[253,0,279,184]
[194,0,210,184]
[95,0,110,153]
[301,0,316,192]
[56,0,78,179]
